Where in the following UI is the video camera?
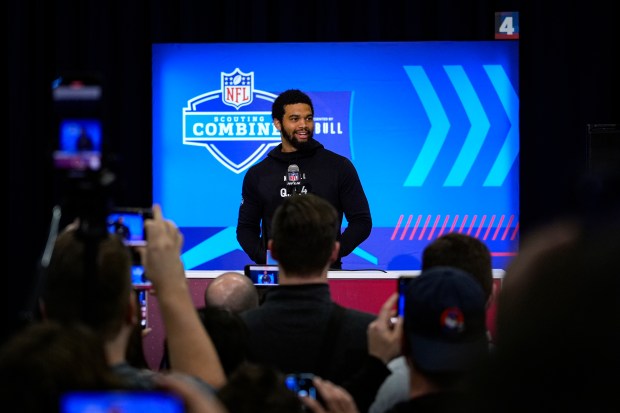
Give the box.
[51,72,117,238]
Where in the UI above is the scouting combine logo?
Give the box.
[183,68,351,174]
[182,68,280,174]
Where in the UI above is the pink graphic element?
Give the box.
[409,215,422,240]
[510,222,520,241]
[475,215,487,238]
[390,213,520,250]
[492,215,505,240]
[437,215,451,237]
[400,215,413,240]
[390,214,404,240]
[467,215,477,236]
[418,215,432,240]
[459,215,469,233]
[491,252,518,257]
[449,215,459,233]
[427,215,441,240]
[501,215,514,240]
[483,215,495,240]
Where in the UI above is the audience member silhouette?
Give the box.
[370,232,495,413]
[241,193,376,385]
[385,266,488,413]
[0,321,128,413]
[204,271,259,314]
[160,306,251,378]
[216,362,305,413]
[217,362,362,413]
[468,219,619,413]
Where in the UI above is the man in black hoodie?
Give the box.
[236,89,372,269]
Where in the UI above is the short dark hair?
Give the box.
[42,231,133,340]
[270,193,338,276]
[421,233,493,300]
[160,306,251,377]
[271,89,314,122]
[217,363,304,413]
[0,321,127,412]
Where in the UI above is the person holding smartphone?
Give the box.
[39,204,226,391]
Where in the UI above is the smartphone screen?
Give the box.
[61,391,183,413]
[53,118,103,171]
[131,264,151,289]
[135,289,148,330]
[244,265,279,286]
[107,208,152,246]
[397,276,415,317]
[285,373,317,399]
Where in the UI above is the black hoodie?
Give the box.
[236,138,372,267]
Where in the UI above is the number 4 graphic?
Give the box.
[495,12,520,40]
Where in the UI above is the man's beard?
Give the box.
[282,127,313,150]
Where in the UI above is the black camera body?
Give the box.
[51,73,114,236]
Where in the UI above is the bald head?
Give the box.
[204,271,259,314]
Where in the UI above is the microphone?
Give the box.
[287,164,301,195]
[287,164,300,182]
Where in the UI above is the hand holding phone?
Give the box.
[107,208,153,246]
[285,373,318,399]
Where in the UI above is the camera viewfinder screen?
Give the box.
[54,118,102,171]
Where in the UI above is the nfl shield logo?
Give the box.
[288,171,299,182]
[222,69,254,109]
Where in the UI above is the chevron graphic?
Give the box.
[403,64,519,187]
[483,65,519,186]
[443,65,490,186]
[403,66,450,186]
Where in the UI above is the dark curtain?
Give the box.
[7,0,618,342]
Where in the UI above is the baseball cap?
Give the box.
[404,266,488,373]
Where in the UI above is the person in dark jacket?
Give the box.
[241,193,376,385]
[236,89,372,269]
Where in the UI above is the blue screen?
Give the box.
[152,42,519,271]
[61,391,183,413]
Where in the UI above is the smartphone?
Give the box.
[285,373,318,399]
[61,391,183,413]
[135,289,149,330]
[107,208,153,246]
[397,275,415,317]
[244,264,279,286]
[131,264,151,290]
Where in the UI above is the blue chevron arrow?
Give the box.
[403,66,450,187]
[483,65,519,186]
[443,65,490,186]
